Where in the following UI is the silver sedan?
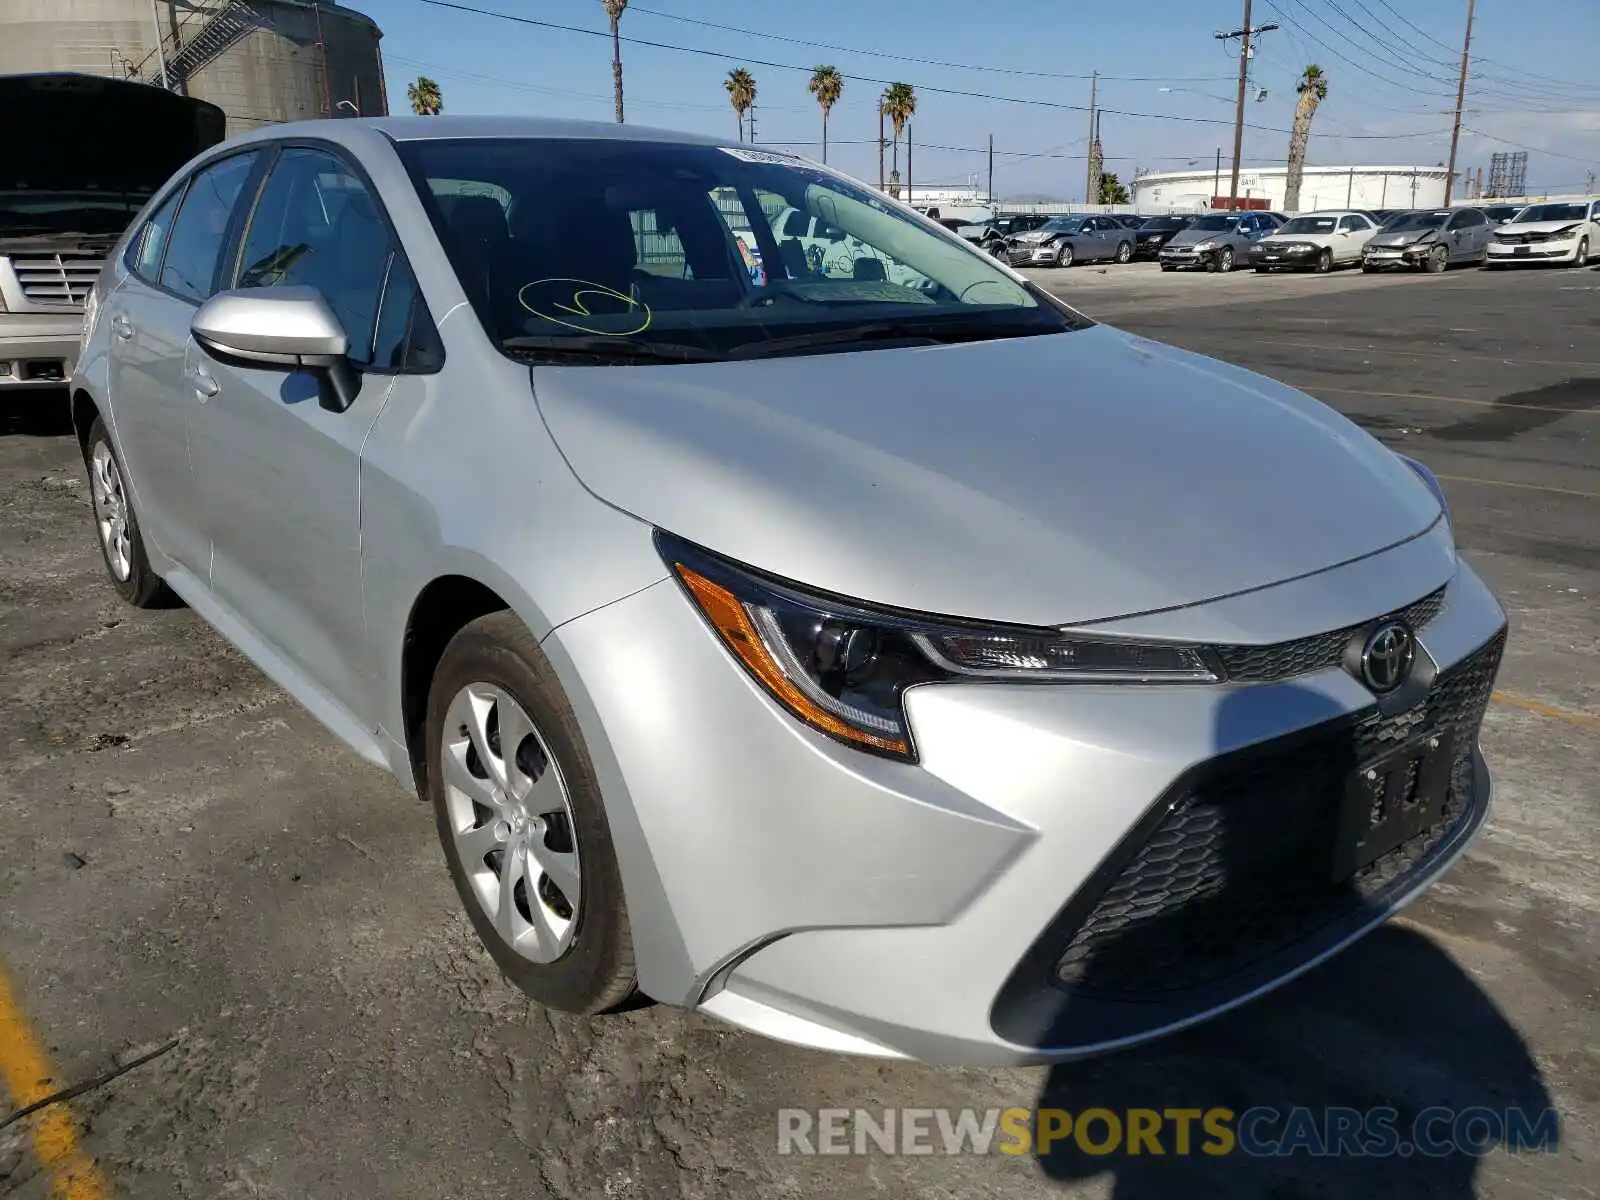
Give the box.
[72,116,1507,1065]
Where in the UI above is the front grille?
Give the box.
[1495,231,1557,245]
[1216,585,1447,683]
[1050,630,1503,1000]
[12,254,103,308]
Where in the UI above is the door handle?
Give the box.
[185,365,220,399]
[110,314,134,340]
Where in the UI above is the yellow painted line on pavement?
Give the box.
[0,966,108,1200]
[1261,339,1600,369]
[1300,384,1600,417]
[1493,692,1600,732]
[1431,472,1600,500]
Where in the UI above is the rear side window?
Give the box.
[159,151,260,302]
[130,187,185,283]
[236,148,393,367]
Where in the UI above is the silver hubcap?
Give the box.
[90,441,132,582]
[442,684,580,963]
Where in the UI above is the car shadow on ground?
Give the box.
[1031,679,1553,1198]
[0,389,73,438]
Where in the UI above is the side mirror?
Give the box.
[192,286,360,413]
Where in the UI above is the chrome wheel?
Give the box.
[441,683,581,964]
[1115,241,1132,264]
[90,440,132,582]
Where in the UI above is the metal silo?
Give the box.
[0,0,386,135]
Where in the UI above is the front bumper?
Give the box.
[1363,243,1435,270]
[1487,236,1581,263]
[1251,246,1321,270]
[0,314,81,389]
[1010,242,1066,266]
[546,548,1506,1064]
[1158,246,1212,268]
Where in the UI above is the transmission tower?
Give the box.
[1485,151,1527,198]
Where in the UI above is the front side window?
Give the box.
[236,148,392,367]
[131,186,185,283]
[399,138,1083,362]
[159,151,260,302]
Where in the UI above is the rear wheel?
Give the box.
[84,418,170,608]
[1114,240,1132,264]
[1315,248,1334,273]
[426,612,637,1014]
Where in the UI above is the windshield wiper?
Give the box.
[727,319,1056,360]
[502,334,725,364]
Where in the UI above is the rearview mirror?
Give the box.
[192,286,360,413]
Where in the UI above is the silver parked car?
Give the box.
[1006,215,1135,267]
[1158,210,1284,272]
[73,118,1507,1065]
[1363,208,1492,273]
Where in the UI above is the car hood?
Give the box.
[1013,228,1070,243]
[1258,231,1337,247]
[0,74,226,197]
[1164,228,1234,247]
[1368,228,1441,247]
[1496,219,1587,235]
[533,327,1442,626]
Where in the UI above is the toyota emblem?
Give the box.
[1360,622,1416,694]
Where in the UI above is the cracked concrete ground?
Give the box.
[1,263,1595,1199]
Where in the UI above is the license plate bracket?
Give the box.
[1332,731,1456,881]
[1514,245,1531,256]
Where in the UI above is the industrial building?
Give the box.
[1132,165,1451,213]
[0,0,386,134]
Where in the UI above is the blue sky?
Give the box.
[366,0,1599,198]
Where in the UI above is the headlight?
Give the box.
[1192,240,1215,252]
[1550,224,1580,238]
[659,533,1220,761]
[1398,454,1452,539]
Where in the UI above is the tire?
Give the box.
[1482,260,1500,270]
[1114,241,1132,264]
[1570,237,1589,267]
[1254,266,1269,273]
[426,612,637,1015]
[1424,245,1448,274]
[1160,263,1175,272]
[1315,248,1333,274]
[83,417,170,608]
[1057,243,1074,268]
[1215,246,1235,273]
[1361,264,1377,273]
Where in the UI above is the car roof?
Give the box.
[224,114,729,150]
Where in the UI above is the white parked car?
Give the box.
[1485,199,1599,268]
[1249,211,1379,273]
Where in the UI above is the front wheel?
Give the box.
[1315,248,1334,274]
[1114,241,1132,264]
[1215,246,1235,273]
[1571,237,1589,267]
[84,417,170,608]
[426,612,637,1014]
[1057,243,1074,268]
[1424,245,1448,274]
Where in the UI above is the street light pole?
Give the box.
[1227,0,1252,212]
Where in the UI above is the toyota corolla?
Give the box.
[71,117,1506,1064]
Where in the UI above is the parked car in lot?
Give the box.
[1477,204,1524,225]
[1159,210,1284,272]
[73,116,1506,1065]
[1008,214,1135,266]
[1362,208,1490,273]
[0,73,224,393]
[1485,199,1599,268]
[1132,214,1196,259]
[1249,211,1380,273]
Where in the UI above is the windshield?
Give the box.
[1382,210,1450,231]
[1482,206,1521,221]
[1277,215,1338,235]
[1188,214,1241,232]
[1139,216,1189,231]
[1038,216,1087,233]
[399,138,1082,361]
[0,190,147,236]
[1512,203,1588,223]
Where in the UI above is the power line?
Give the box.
[1461,127,1600,166]
[1267,0,1455,92]
[418,0,1443,138]
[620,4,1238,84]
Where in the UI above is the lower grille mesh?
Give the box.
[1052,631,1503,999]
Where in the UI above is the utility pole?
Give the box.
[878,101,886,192]
[1216,0,1278,211]
[1088,109,1104,205]
[1084,71,1097,204]
[1213,147,1222,205]
[1444,0,1476,204]
[748,99,758,144]
[988,134,994,204]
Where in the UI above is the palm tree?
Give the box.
[881,82,916,197]
[808,66,844,164]
[406,76,442,116]
[725,68,757,142]
[603,0,627,123]
[1283,65,1328,213]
